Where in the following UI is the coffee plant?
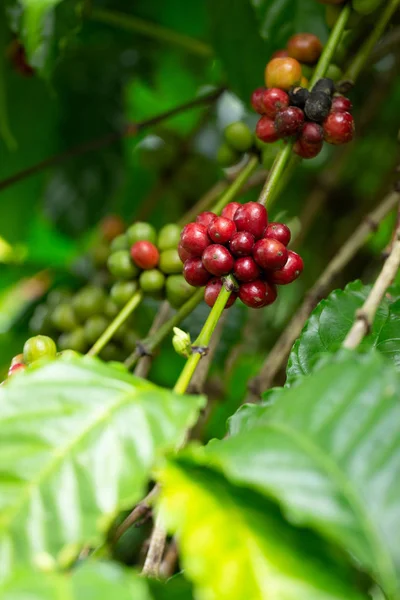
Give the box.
[1,0,400,598]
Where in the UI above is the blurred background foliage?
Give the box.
[1,0,399,439]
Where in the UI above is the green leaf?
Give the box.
[205,352,400,597]
[252,0,328,51]
[227,387,282,436]
[158,458,367,600]
[287,281,400,386]
[206,0,269,102]
[0,356,204,579]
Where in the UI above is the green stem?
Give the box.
[345,0,400,82]
[257,144,293,208]
[89,8,213,58]
[173,277,234,394]
[212,155,259,214]
[87,290,143,357]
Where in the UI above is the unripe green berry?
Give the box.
[158,223,182,251]
[72,285,107,321]
[110,234,129,252]
[58,328,87,353]
[107,250,139,280]
[224,122,254,153]
[325,64,342,81]
[172,327,192,358]
[104,298,119,319]
[166,274,196,309]
[83,315,110,344]
[217,143,241,168]
[139,269,165,294]
[47,289,73,308]
[50,303,78,332]
[100,342,123,362]
[159,249,183,274]
[23,335,57,365]
[127,222,157,245]
[110,281,138,307]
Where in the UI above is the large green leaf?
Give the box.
[205,352,400,598]
[0,356,204,579]
[0,561,193,599]
[206,0,269,102]
[287,281,400,386]
[158,458,367,600]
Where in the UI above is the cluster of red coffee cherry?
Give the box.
[179,202,303,309]
[252,39,354,159]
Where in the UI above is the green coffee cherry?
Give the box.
[325,64,342,82]
[159,249,182,274]
[58,328,87,353]
[224,122,254,153]
[157,223,182,251]
[352,0,383,15]
[50,304,78,332]
[166,274,196,309]
[110,234,129,252]
[100,343,123,362]
[110,281,138,307]
[300,64,314,80]
[123,330,138,352]
[23,335,57,365]
[91,242,109,268]
[126,222,157,245]
[217,143,241,168]
[59,349,80,360]
[72,285,107,321]
[139,269,165,294]
[84,315,110,344]
[172,327,192,358]
[107,250,139,280]
[47,289,73,308]
[104,298,119,319]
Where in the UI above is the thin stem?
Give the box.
[174,279,232,395]
[89,8,212,58]
[114,485,159,543]
[345,0,400,82]
[211,156,259,214]
[87,290,143,357]
[0,88,224,193]
[257,145,293,208]
[142,513,167,577]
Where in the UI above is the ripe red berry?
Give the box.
[183,258,211,287]
[323,111,354,145]
[287,33,323,65]
[293,138,323,159]
[269,250,304,284]
[130,241,159,270]
[180,223,211,257]
[251,87,266,114]
[230,231,255,256]
[274,107,304,137]
[234,202,268,240]
[331,95,353,113]
[178,242,191,262]
[293,122,324,159]
[204,278,237,308]
[262,88,289,119]
[253,238,288,270]
[221,202,241,221]
[239,280,277,308]
[233,257,261,282]
[264,223,291,246]
[202,244,234,276]
[8,363,26,377]
[196,211,217,228]
[256,116,280,144]
[208,216,237,244]
[271,49,289,59]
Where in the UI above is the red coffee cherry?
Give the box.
[271,49,289,59]
[183,258,211,287]
[204,278,237,308]
[287,33,323,65]
[264,223,291,246]
[274,106,304,137]
[221,202,241,221]
[178,242,191,262]
[8,363,26,377]
[269,250,304,284]
[323,111,354,145]
[256,116,280,143]
[265,57,302,91]
[233,257,261,282]
[180,223,211,257]
[253,238,288,270]
[234,202,268,240]
[262,88,289,119]
[202,244,234,276]
[293,122,324,159]
[230,231,255,256]
[293,138,323,159]
[251,87,267,114]
[208,216,237,244]
[196,211,217,228]
[239,280,277,308]
[130,241,159,269]
[331,95,353,113]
